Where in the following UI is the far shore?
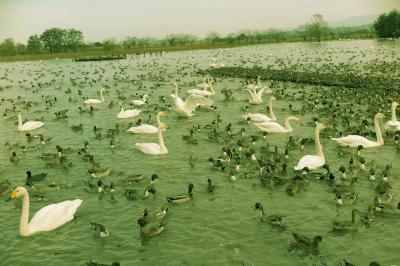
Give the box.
[0,37,377,63]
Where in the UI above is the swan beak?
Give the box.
[6,191,16,201]
[297,120,303,126]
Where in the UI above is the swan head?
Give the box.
[392,102,398,108]
[375,113,384,120]
[288,116,302,125]
[316,123,326,130]
[9,186,27,200]
[270,96,276,101]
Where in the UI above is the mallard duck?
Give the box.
[290,233,322,255]
[336,192,359,206]
[85,180,103,193]
[25,171,47,187]
[91,222,109,237]
[254,202,285,227]
[137,217,165,236]
[167,183,194,203]
[332,209,359,233]
[207,178,216,192]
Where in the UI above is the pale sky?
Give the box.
[0,0,399,43]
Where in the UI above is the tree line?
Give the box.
[373,9,400,38]
[0,12,394,57]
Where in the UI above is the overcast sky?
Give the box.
[0,0,399,42]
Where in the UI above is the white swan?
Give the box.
[127,112,166,134]
[18,112,44,131]
[254,116,301,133]
[242,96,277,122]
[84,88,105,104]
[131,94,148,106]
[8,186,82,236]
[135,112,168,155]
[170,82,213,117]
[117,103,141,119]
[294,123,326,170]
[187,77,215,96]
[385,102,400,131]
[332,113,384,148]
[245,76,272,105]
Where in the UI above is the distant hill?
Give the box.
[329,14,378,27]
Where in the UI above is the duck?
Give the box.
[254,202,285,227]
[170,82,213,117]
[25,171,48,187]
[242,96,277,122]
[116,103,141,119]
[7,186,82,236]
[85,180,104,193]
[332,113,384,148]
[17,112,44,131]
[137,217,166,237]
[141,207,168,224]
[385,102,400,131]
[127,112,166,134]
[290,233,322,255]
[167,183,194,203]
[207,178,216,192]
[131,94,148,106]
[336,192,359,206]
[91,222,109,237]
[9,152,20,163]
[332,209,359,233]
[254,116,301,133]
[84,88,105,105]
[294,123,326,171]
[135,112,168,155]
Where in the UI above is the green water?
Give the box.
[1,40,400,266]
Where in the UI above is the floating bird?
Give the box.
[17,112,44,131]
[7,186,82,236]
[135,112,168,155]
[294,123,326,170]
[84,88,105,105]
[332,113,384,148]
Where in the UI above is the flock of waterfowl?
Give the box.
[1,40,400,265]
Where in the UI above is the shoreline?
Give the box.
[0,37,375,63]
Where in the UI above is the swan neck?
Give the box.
[269,99,276,121]
[175,84,178,97]
[20,191,30,236]
[100,90,104,102]
[391,104,397,122]
[157,119,166,153]
[374,116,384,144]
[18,113,23,128]
[315,127,324,158]
[284,118,293,131]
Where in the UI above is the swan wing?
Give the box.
[257,86,272,97]
[332,135,377,147]
[29,199,82,233]
[243,113,273,122]
[128,125,158,134]
[294,155,324,170]
[254,121,286,132]
[135,143,162,155]
[183,95,213,113]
